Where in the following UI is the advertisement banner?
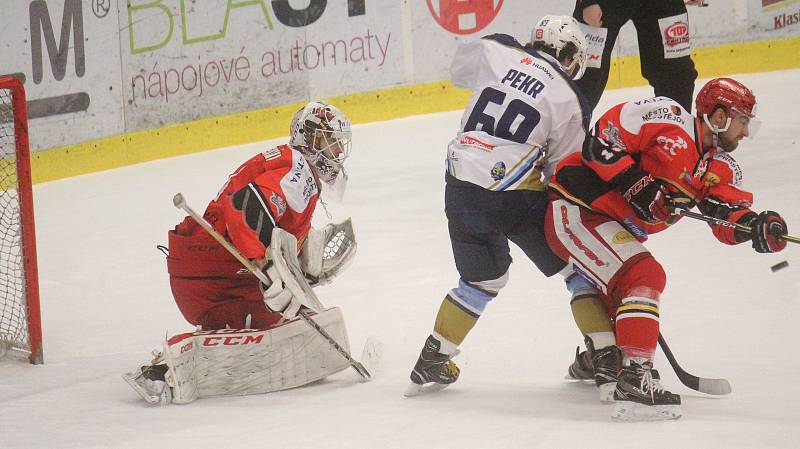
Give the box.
[750,0,800,35]
[123,0,404,131]
[1,0,799,154]
[409,1,571,83]
[0,0,124,151]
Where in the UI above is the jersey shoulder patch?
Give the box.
[262,147,282,161]
[279,151,319,212]
[620,97,692,136]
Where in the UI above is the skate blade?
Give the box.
[611,400,682,422]
[121,372,171,405]
[598,382,616,403]
[564,374,594,382]
[403,382,451,397]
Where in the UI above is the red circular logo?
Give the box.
[427,0,504,35]
[664,21,689,47]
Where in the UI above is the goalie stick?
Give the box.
[172,192,372,379]
[658,333,731,395]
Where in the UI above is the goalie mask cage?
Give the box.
[0,76,42,364]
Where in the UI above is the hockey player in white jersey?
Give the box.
[406,15,594,396]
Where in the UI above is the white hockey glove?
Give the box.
[300,218,357,287]
[261,228,325,318]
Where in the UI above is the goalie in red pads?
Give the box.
[123,102,360,405]
[546,78,789,421]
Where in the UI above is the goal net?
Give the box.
[0,76,42,364]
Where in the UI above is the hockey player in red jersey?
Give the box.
[545,78,789,420]
[166,101,351,330]
[123,101,360,405]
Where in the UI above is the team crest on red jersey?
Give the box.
[601,123,626,150]
[269,191,287,216]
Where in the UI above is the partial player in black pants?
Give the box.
[573,0,699,111]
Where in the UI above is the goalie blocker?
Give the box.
[123,307,351,405]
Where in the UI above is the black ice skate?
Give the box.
[404,335,460,397]
[566,346,594,381]
[122,363,172,405]
[612,360,681,422]
[591,345,622,402]
[567,340,622,403]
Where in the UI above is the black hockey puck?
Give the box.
[771,261,789,272]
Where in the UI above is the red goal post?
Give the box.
[0,76,43,364]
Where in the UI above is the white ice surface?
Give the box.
[2,70,800,448]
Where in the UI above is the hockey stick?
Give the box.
[658,333,731,395]
[172,193,371,379]
[675,208,799,244]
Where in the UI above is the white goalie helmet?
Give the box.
[531,15,587,80]
[289,102,352,193]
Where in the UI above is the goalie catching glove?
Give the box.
[300,218,357,286]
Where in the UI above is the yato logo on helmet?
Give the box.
[427,0,504,35]
[664,21,689,47]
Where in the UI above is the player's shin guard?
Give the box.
[565,272,618,401]
[615,288,661,362]
[570,293,615,348]
[612,256,665,363]
[433,276,503,347]
[408,275,504,393]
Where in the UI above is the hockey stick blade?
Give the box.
[658,334,731,395]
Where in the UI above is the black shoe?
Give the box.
[409,335,460,386]
[612,360,681,421]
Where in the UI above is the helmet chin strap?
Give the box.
[702,113,731,149]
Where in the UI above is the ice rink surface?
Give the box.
[2,70,800,448]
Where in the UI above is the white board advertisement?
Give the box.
[1,0,799,153]
[123,0,404,130]
[0,0,124,151]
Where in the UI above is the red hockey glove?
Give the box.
[614,167,670,223]
[745,211,788,253]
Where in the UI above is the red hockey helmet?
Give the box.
[695,77,757,118]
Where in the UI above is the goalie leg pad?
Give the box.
[164,307,351,404]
